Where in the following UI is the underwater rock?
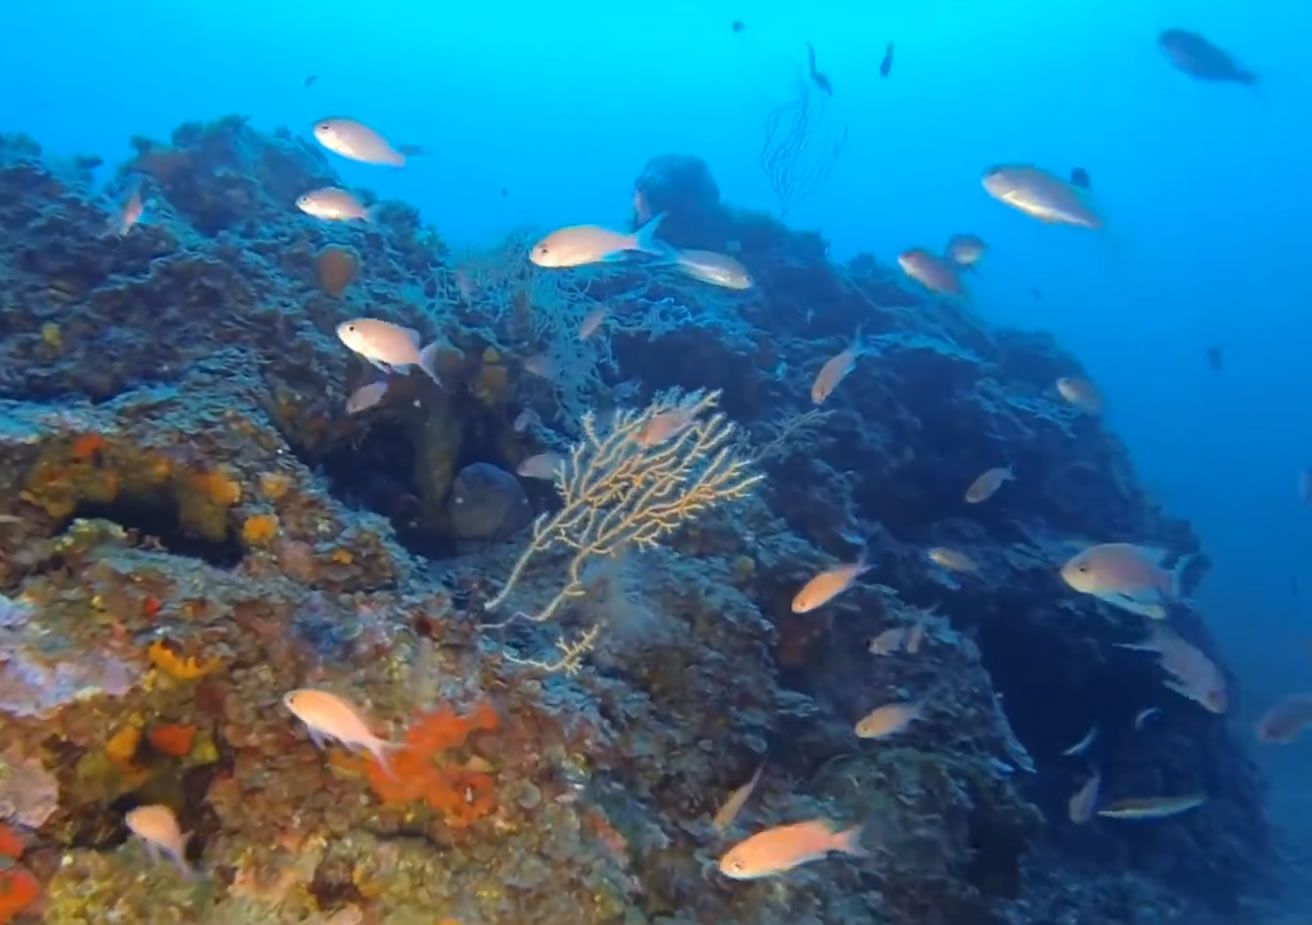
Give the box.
[446,462,532,540]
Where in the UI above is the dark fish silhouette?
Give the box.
[1070,167,1090,189]
[731,20,745,33]
[1207,346,1223,370]
[446,462,532,540]
[1158,29,1256,84]
[304,75,318,89]
[879,42,894,77]
[806,41,833,95]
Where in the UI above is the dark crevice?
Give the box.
[61,497,244,568]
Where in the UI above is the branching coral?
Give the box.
[483,389,763,653]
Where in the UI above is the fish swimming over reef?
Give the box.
[1116,627,1227,713]
[579,306,608,340]
[982,164,1102,228]
[1158,29,1256,84]
[1255,692,1312,744]
[928,546,978,574]
[673,249,753,289]
[713,762,764,831]
[1056,376,1103,414]
[516,451,564,481]
[337,318,442,384]
[345,380,388,415]
[718,819,864,879]
[530,214,669,268]
[945,233,986,267]
[855,700,923,739]
[312,117,421,166]
[283,688,398,775]
[447,462,533,540]
[1068,770,1101,825]
[811,335,866,405]
[1096,794,1205,820]
[1060,543,1197,620]
[111,183,145,236]
[898,248,964,296]
[965,465,1013,503]
[868,626,907,655]
[296,187,374,222]
[792,550,871,612]
[125,804,194,878]
[1061,725,1097,757]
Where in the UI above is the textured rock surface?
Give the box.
[0,120,1270,924]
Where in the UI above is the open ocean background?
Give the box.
[4,0,1310,910]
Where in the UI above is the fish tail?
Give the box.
[1170,553,1209,600]
[833,823,869,857]
[372,739,403,779]
[633,212,673,257]
[416,342,443,386]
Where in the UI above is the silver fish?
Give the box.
[982,164,1102,229]
[297,187,373,222]
[313,117,417,166]
[346,380,388,415]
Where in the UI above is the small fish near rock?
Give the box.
[447,462,533,540]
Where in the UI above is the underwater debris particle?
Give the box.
[148,639,223,680]
[241,513,279,546]
[0,868,40,922]
[148,723,197,757]
[40,322,62,352]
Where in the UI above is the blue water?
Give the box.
[5,0,1312,903]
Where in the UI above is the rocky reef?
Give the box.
[0,117,1271,924]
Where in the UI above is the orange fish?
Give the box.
[283,689,398,774]
[792,551,871,613]
[1056,376,1102,414]
[1116,628,1226,713]
[112,183,145,236]
[635,407,697,448]
[1255,692,1312,744]
[854,700,923,739]
[811,334,866,405]
[125,804,193,878]
[712,762,764,832]
[718,819,865,879]
[1061,543,1196,620]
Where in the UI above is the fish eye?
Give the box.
[1077,565,1089,573]
[346,324,356,332]
[729,859,744,872]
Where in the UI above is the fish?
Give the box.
[1133,707,1162,730]
[1061,725,1097,756]
[283,688,398,775]
[1255,693,1312,745]
[1206,346,1223,371]
[296,187,374,222]
[879,42,894,77]
[731,20,745,34]
[868,627,906,655]
[1056,376,1103,414]
[718,819,864,879]
[945,233,986,267]
[0,514,23,525]
[806,41,833,96]
[1060,543,1197,620]
[1070,167,1091,189]
[111,183,145,236]
[579,306,608,340]
[634,406,698,448]
[674,249,753,289]
[125,804,194,878]
[897,248,965,296]
[905,621,926,654]
[337,318,442,384]
[516,451,564,481]
[1299,468,1311,506]
[928,546,978,573]
[811,336,865,405]
[712,762,764,831]
[792,550,871,613]
[1116,627,1227,714]
[522,354,557,380]
[530,214,669,268]
[964,465,1014,503]
[1158,29,1256,85]
[1068,771,1101,825]
[312,117,422,166]
[512,408,540,433]
[1096,794,1205,820]
[304,75,318,89]
[982,164,1102,229]
[855,700,923,739]
[345,380,389,415]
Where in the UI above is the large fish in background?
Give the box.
[1158,29,1257,85]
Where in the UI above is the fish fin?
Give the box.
[417,341,443,385]
[1161,679,1197,703]
[401,326,422,346]
[389,363,412,375]
[833,823,868,858]
[366,358,391,375]
[633,212,672,256]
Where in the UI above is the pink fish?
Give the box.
[112,184,144,236]
[125,804,194,878]
[1116,628,1226,713]
[811,337,864,405]
[1255,692,1312,744]
[283,688,399,774]
[719,819,864,879]
[792,550,871,613]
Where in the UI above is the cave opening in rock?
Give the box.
[61,497,244,568]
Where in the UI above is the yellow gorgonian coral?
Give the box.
[148,640,223,680]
